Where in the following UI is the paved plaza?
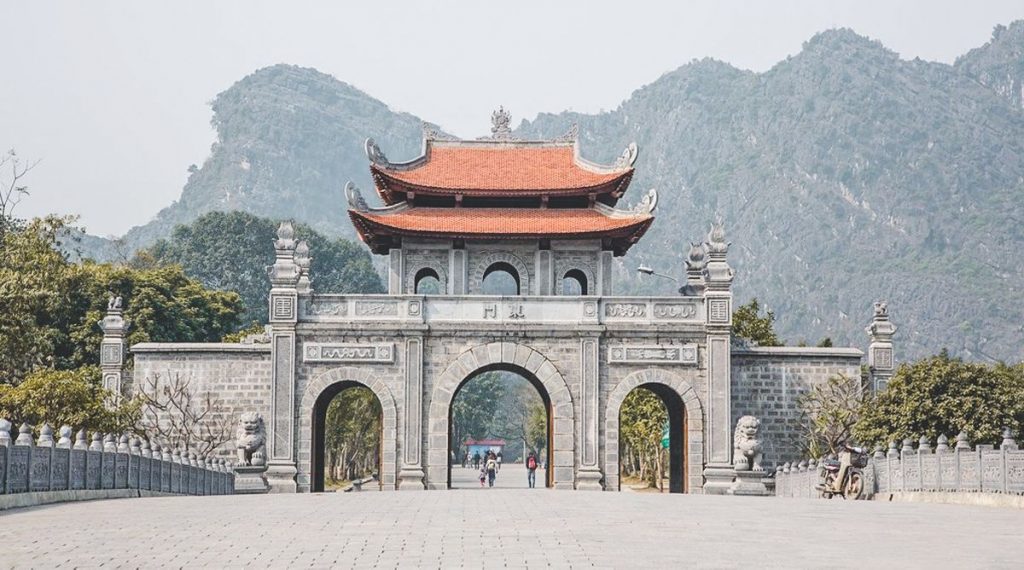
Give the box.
[1,491,1021,569]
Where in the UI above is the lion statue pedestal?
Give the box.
[729,415,770,496]
[233,412,269,494]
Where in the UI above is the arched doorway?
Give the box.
[617,383,687,493]
[482,262,521,295]
[447,365,552,489]
[310,381,383,492]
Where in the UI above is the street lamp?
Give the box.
[636,265,678,283]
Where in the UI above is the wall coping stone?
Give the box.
[131,343,271,354]
[732,346,864,358]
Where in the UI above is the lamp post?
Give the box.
[637,265,678,283]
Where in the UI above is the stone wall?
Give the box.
[730,346,863,469]
[775,431,1024,501]
[0,420,233,506]
[131,343,272,461]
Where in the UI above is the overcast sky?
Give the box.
[2,1,1022,236]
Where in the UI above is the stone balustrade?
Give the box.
[774,430,1024,500]
[0,419,234,500]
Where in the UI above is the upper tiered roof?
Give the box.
[366,108,637,206]
[347,108,657,255]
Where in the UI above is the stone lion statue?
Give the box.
[236,412,266,467]
[733,415,763,472]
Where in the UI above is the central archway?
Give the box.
[427,342,575,490]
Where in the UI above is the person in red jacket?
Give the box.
[526,451,538,488]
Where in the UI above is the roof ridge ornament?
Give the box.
[345,181,368,212]
[422,122,457,142]
[614,142,639,168]
[478,106,521,141]
[632,188,658,214]
[553,123,578,143]
[365,138,390,167]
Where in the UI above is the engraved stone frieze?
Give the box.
[652,302,698,320]
[708,299,730,323]
[303,343,396,363]
[608,344,698,365]
[303,299,347,317]
[354,301,399,316]
[604,302,646,318]
[873,347,893,369]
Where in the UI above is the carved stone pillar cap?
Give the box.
[57,425,73,448]
[73,429,89,450]
[15,423,34,446]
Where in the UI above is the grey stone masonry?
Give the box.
[775,429,1024,500]
[0,419,234,499]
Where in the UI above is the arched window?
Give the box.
[482,262,520,295]
[562,269,588,296]
[414,267,442,295]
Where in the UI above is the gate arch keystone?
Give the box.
[427,342,575,489]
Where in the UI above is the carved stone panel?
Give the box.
[303,343,395,363]
[608,344,698,365]
[270,294,296,322]
[652,302,700,321]
[8,446,29,493]
[873,347,893,370]
[708,299,730,324]
[302,299,347,317]
[354,300,400,317]
[100,342,123,366]
[30,447,51,492]
[604,303,646,318]
[86,450,101,489]
[101,453,115,489]
[52,447,69,491]
[139,456,151,491]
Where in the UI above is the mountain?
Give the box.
[92,24,1024,361]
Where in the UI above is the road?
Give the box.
[0,489,1020,568]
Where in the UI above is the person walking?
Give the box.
[473,451,481,470]
[486,451,498,488]
[478,464,486,487]
[496,451,503,472]
[526,451,538,488]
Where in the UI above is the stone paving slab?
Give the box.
[0,491,1021,569]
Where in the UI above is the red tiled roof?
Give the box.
[349,206,652,255]
[372,144,631,199]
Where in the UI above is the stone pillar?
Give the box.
[398,336,426,489]
[449,248,467,294]
[596,250,614,295]
[267,221,301,492]
[388,248,404,294]
[535,250,553,296]
[97,295,130,400]
[701,220,735,494]
[576,336,603,489]
[680,242,706,296]
[866,301,897,393]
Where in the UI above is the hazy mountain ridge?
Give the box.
[84,24,1024,361]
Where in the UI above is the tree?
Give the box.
[136,372,233,458]
[323,387,382,484]
[450,371,508,457]
[854,352,1024,447]
[0,366,139,433]
[0,149,39,230]
[141,211,383,324]
[732,298,782,346]
[619,388,668,488]
[796,373,863,458]
[0,215,245,385]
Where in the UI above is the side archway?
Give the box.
[297,367,399,492]
[426,342,575,489]
[605,369,705,493]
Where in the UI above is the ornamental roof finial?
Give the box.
[706,218,729,255]
[491,106,512,138]
[345,181,368,212]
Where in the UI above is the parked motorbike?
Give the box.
[815,444,867,500]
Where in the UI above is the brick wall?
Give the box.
[731,346,863,469]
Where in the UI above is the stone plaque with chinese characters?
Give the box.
[608,344,698,365]
[100,342,122,365]
[303,343,396,363]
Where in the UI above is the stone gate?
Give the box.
[121,110,896,493]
